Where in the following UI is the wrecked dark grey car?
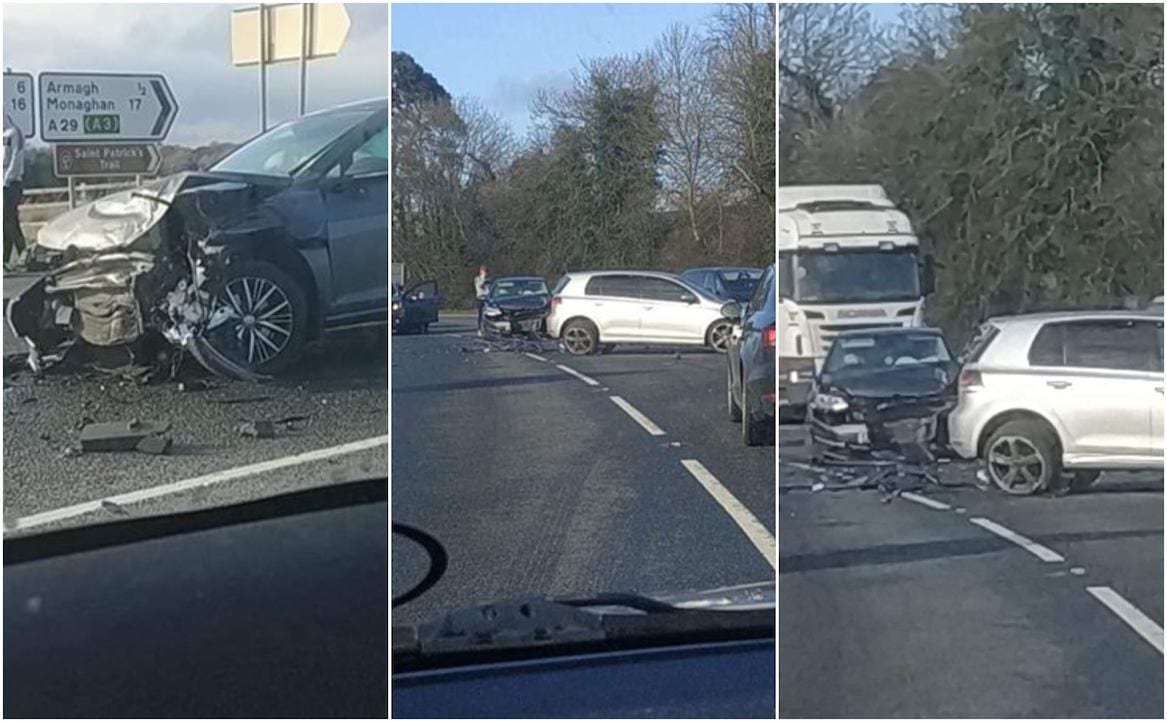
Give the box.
[808,327,957,461]
[8,98,388,380]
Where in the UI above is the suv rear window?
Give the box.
[1029,319,1161,372]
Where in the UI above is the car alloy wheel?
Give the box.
[562,322,595,355]
[709,320,733,352]
[210,276,295,367]
[986,435,1047,495]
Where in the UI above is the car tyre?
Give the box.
[727,361,742,422]
[983,419,1061,495]
[194,259,310,378]
[741,381,766,446]
[562,319,598,356]
[706,319,734,353]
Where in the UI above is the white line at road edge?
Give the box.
[901,492,951,511]
[968,517,1065,563]
[681,459,775,569]
[555,363,600,386]
[609,395,666,436]
[1087,586,1165,654]
[10,436,389,532]
[524,352,548,362]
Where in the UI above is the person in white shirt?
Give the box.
[474,265,490,335]
[3,113,27,268]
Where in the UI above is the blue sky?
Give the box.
[392,3,724,138]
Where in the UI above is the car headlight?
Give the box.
[812,392,849,413]
[484,306,503,318]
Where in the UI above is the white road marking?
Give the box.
[901,492,951,511]
[969,517,1065,563]
[524,352,548,362]
[1087,586,1165,654]
[609,396,666,436]
[681,459,775,568]
[10,436,389,532]
[555,364,600,386]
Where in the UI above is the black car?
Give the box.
[807,327,958,459]
[394,280,440,334]
[478,276,550,337]
[9,98,389,380]
[681,267,764,303]
[724,264,776,446]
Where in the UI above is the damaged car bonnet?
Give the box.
[7,172,317,380]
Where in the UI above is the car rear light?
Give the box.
[959,369,983,389]
[550,296,562,307]
[762,325,776,347]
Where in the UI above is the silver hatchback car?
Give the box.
[546,271,736,355]
[948,310,1163,494]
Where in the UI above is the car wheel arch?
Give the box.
[976,409,1064,460]
[560,314,602,340]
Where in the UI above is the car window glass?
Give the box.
[749,266,773,310]
[409,281,438,300]
[586,275,639,299]
[1158,322,1164,372]
[1059,320,1156,371]
[212,109,370,178]
[345,126,389,176]
[639,277,692,302]
[1028,323,1065,366]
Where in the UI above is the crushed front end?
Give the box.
[6,173,279,381]
[808,390,955,463]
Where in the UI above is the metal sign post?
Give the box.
[231,4,350,126]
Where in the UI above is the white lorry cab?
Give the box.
[777,184,935,415]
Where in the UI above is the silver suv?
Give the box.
[546,271,736,355]
[948,310,1163,494]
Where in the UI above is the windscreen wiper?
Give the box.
[393,594,774,672]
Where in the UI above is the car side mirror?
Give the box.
[721,301,743,321]
[922,254,936,295]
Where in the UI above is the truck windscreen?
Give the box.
[789,248,921,304]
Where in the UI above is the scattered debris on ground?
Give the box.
[78,419,172,453]
[237,420,276,439]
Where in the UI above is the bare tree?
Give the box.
[652,23,718,251]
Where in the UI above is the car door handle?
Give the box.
[1046,380,1072,389]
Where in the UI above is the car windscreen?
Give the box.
[491,279,548,298]
[211,109,373,178]
[825,333,951,375]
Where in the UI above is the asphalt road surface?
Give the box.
[3,279,388,536]
[778,424,1163,718]
[392,316,775,626]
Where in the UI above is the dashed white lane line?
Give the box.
[901,492,951,511]
[555,364,600,386]
[681,459,775,569]
[1087,586,1165,654]
[609,395,666,436]
[969,517,1065,563]
[10,435,389,532]
[524,352,548,362]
